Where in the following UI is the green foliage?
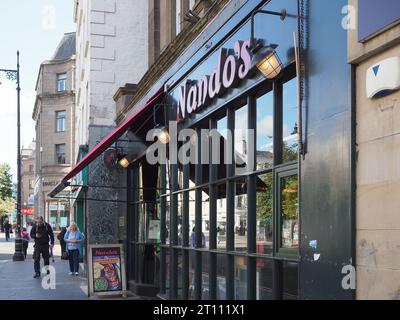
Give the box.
[282,141,298,163]
[0,197,14,216]
[0,164,15,217]
[256,173,273,224]
[281,175,298,221]
[0,164,13,200]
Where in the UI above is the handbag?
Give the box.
[61,251,68,260]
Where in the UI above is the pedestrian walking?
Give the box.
[30,216,55,279]
[3,219,11,242]
[57,227,68,260]
[64,222,84,276]
[21,227,31,258]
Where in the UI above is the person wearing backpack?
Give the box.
[21,227,31,258]
[30,216,54,278]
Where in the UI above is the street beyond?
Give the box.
[0,232,88,300]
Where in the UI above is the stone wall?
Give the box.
[86,125,127,244]
[348,0,400,300]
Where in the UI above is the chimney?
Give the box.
[113,83,138,117]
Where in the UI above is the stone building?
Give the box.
[32,32,76,231]
[72,0,149,246]
[348,0,400,299]
[21,140,36,226]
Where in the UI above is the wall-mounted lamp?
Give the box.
[118,155,130,168]
[155,124,170,144]
[250,8,286,79]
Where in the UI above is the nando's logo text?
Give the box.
[177,40,251,121]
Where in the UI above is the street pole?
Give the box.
[13,51,24,261]
[0,52,25,261]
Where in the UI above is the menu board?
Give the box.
[88,244,126,296]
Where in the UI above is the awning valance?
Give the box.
[49,87,165,198]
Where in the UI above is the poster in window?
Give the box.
[88,244,127,296]
[148,220,160,240]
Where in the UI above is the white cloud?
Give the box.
[257,115,273,137]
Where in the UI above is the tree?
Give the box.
[0,164,14,218]
[0,164,13,200]
[0,197,14,216]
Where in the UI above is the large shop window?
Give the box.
[130,68,300,300]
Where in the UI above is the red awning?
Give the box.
[49,87,164,197]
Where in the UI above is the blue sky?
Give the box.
[0,0,75,181]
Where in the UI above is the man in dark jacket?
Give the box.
[3,219,11,241]
[30,216,54,278]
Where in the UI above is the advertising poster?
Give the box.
[88,244,126,296]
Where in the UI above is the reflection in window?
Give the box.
[234,256,247,299]
[216,184,226,251]
[234,178,247,252]
[282,77,298,163]
[256,173,273,255]
[280,174,299,249]
[234,105,248,174]
[283,262,298,300]
[57,73,67,92]
[56,110,66,132]
[55,144,66,164]
[256,259,273,300]
[256,91,274,170]
[216,254,226,300]
[201,252,209,299]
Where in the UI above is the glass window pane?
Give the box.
[234,256,247,299]
[165,248,171,295]
[256,172,273,255]
[216,184,226,251]
[201,252,209,299]
[280,174,299,249]
[177,249,183,299]
[216,116,228,176]
[216,254,226,300]
[188,188,195,246]
[256,259,273,300]
[165,195,170,245]
[283,262,298,300]
[282,77,299,163]
[201,188,209,249]
[234,178,247,252]
[234,105,248,175]
[256,91,274,170]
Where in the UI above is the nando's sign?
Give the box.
[177,40,251,121]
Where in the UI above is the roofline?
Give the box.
[34,55,76,91]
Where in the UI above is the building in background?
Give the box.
[72,0,149,250]
[21,140,36,226]
[348,0,400,299]
[32,32,76,231]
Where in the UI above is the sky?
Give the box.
[0,0,75,182]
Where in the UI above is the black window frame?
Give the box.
[55,143,66,164]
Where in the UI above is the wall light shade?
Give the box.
[156,125,170,144]
[118,156,130,168]
[251,44,282,79]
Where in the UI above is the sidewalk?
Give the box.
[0,232,88,300]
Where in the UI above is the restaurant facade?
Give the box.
[50,0,400,299]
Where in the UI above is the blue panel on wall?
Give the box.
[358,0,400,41]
